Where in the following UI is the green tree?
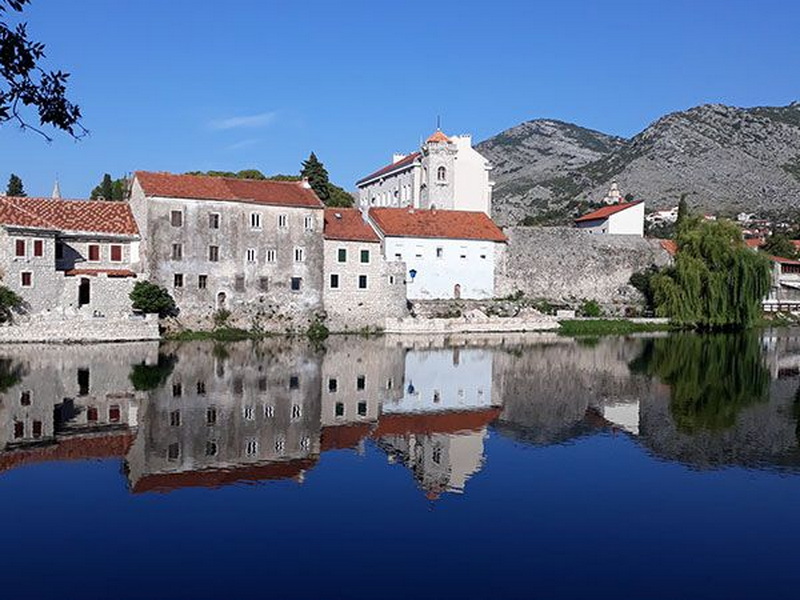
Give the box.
[651,218,771,330]
[300,152,331,204]
[762,232,798,259]
[675,193,689,234]
[90,174,127,200]
[129,353,177,391]
[0,0,85,139]
[326,182,354,207]
[5,172,24,196]
[129,281,176,317]
[0,284,23,322]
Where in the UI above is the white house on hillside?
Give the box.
[367,207,506,300]
[575,200,645,236]
[356,129,494,216]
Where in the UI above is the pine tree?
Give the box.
[300,152,331,204]
[6,173,25,196]
[90,173,122,201]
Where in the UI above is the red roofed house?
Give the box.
[322,208,407,329]
[574,184,644,236]
[0,195,142,318]
[367,207,506,300]
[356,129,494,216]
[129,172,325,327]
[764,254,800,311]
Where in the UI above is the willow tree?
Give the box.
[651,217,771,329]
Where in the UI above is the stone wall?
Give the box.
[0,314,159,343]
[496,226,672,312]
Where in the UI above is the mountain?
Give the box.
[478,102,800,226]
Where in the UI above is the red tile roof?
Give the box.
[0,431,135,473]
[64,268,137,278]
[426,130,451,144]
[660,239,677,256]
[745,238,765,248]
[769,255,800,265]
[132,457,318,494]
[574,201,643,223]
[0,196,139,236]
[371,407,502,437]
[135,171,323,208]
[323,208,379,242]
[356,152,421,185]
[369,207,507,242]
[320,423,374,451]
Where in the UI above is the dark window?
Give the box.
[170,210,183,227]
[289,375,299,390]
[174,273,184,288]
[337,248,347,262]
[32,421,42,438]
[206,407,217,425]
[55,242,64,260]
[171,243,183,261]
[87,407,98,422]
[360,249,370,263]
[291,277,302,291]
[168,442,180,460]
[108,405,120,423]
[21,272,32,287]
[436,247,443,258]
[205,441,218,456]
[208,245,219,262]
[234,275,245,292]
[20,391,30,406]
[258,377,267,392]
[198,275,207,289]
[88,244,100,261]
[110,245,122,262]
[328,378,338,393]
[335,402,344,417]
[170,410,181,427]
[209,213,220,229]
[358,275,368,289]
[233,376,244,396]
[172,382,182,397]
[357,401,367,416]
[15,239,25,257]
[13,421,24,439]
[259,277,269,292]
[356,375,366,391]
[330,274,339,289]
[33,240,44,257]
[77,369,90,396]
[197,381,206,395]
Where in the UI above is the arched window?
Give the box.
[437,166,447,182]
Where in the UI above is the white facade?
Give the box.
[382,236,499,300]
[576,202,645,236]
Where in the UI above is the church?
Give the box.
[356,129,494,216]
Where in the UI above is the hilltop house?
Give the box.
[575,199,645,236]
[128,172,325,325]
[0,195,142,318]
[356,129,494,216]
[367,207,507,300]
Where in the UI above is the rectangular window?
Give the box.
[259,277,269,292]
[304,215,314,231]
[168,443,180,461]
[33,240,44,257]
[169,410,181,427]
[436,247,443,258]
[110,245,122,262]
[328,378,338,393]
[32,420,42,438]
[20,391,31,406]
[330,273,339,289]
[358,275,368,289]
[265,404,274,418]
[208,245,219,262]
[206,406,216,425]
[88,244,100,261]
[171,243,183,261]
[15,239,25,257]
[360,249,370,263]
[246,439,258,456]
[388,275,395,285]
[209,213,220,229]
[198,274,207,289]
[356,375,366,391]
[278,214,288,229]
[21,272,32,287]
[266,249,277,263]
[172,382,182,397]
[289,375,300,390]
[291,404,302,420]
[258,377,267,392]
[291,277,302,291]
[170,210,183,227]
[87,407,98,422]
[55,242,64,260]
[357,401,367,416]
[108,405,120,423]
[250,212,262,230]
[197,381,206,395]
[243,405,255,421]
[78,369,90,396]
[246,248,256,263]
[294,247,305,262]
[234,275,245,292]
[394,253,402,260]
[206,441,218,456]
[174,273,184,288]
[14,421,24,438]
[335,402,344,417]
[337,248,347,263]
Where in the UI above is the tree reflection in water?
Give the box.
[631,332,770,432]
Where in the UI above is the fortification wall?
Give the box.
[0,314,159,343]
[497,227,672,313]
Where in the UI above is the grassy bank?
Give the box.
[558,319,676,336]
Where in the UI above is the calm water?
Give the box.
[2,331,800,599]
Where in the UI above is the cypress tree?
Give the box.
[6,173,25,196]
[300,152,331,204]
[675,193,689,235]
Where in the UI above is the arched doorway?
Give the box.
[78,278,90,307]
[453,283,461,299]
[216,291,227,309]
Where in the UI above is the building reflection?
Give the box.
[3,331,800,493]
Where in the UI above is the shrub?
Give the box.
[306,316,329,342]
[130,281,176,317]
[0,285,24,322]
[579,299,602,317]
[213,308,231,328]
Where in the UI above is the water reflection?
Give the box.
[3,330,800,494]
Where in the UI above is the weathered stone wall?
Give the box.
[0,314,159,343]
[496,226,672,312]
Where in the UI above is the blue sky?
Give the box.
[1,0,799,197]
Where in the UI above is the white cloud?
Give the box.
[225,139,260,152]
[208,111,277,131]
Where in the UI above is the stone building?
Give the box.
[575,199,645,236]
[367,207,507,300]
[356,129,494,216]
[129,172,325,330]
[0,195,142,319]
[322,207,407,330]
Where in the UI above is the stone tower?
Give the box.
[420,130,456,210]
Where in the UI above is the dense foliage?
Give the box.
[5,172,24,195]
[90,173,127,201]
[129,281,176,317]
[762,232,798,259]
[631,333,769,433]
[0,284,23,321]
[128,353,177,391]
[651,218,772,329]
[0,0,84,139]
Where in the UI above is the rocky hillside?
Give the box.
[478,102,800,226]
